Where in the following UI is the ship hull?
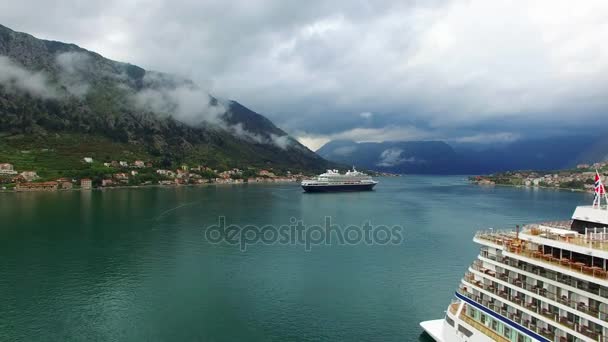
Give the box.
[301,183,376,192]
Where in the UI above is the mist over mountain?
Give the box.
[0,24,331,172]
[317,136,606,174]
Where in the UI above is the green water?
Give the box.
[0,176,591,341]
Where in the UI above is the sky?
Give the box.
[1,0,607,151]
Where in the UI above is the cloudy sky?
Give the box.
[1,0,607,150]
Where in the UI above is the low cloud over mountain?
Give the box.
[2,1,606,150]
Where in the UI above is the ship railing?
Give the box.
[458,311,510,342]
[477,224,608,252]
[496,255,608,300]
[464,282,588,334]
[448,300,459,315]
[460,284,606,341]
[527,224,608,251]
[531,220,573,230]
[457,287,560,341]
[510,248,608,281]
[470,263,608,319]
[476,232,608,282]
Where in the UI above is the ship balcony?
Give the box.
[469,263,608,321]
[475,231,608,282]
[461,277,607,340]
[458,309,511,342]
[457,287,559,341]
[489,255,608,300]
[476,223,608,254]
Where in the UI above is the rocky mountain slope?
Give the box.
[0,24,331,173]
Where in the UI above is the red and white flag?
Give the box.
[595,171,605,196]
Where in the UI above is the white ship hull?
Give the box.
[420,318,495,342]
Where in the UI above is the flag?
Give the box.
[595,171,605,196]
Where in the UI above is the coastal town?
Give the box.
[470,161,608,191]
[0,158,305,192]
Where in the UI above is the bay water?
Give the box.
[0,176,591,341]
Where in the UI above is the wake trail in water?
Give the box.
[154,202,199,221]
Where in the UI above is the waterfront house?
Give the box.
[131,170,139,176]
[158,169,176,178]
[134,160,145,168]
[56,178,73,190]
[103,162,111,167]
[80,178,92,190]
[259,170,276,178]
[12,175,26,183]
[218,171,231,179]
[20,171,39,182]
[102,179,114,187]
[119,161,128,167]
[83,157,93,163]
[176,169,189,179]
[0,163,17,175]
[15,181,58,192]
[114,173,129,182]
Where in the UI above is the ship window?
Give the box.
[491,319,498,331]
[445,316,455,327]
[504,326,511,338]
[457,325,473,337]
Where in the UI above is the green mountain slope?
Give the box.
[0,24,331,175]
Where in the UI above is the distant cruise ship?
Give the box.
[301,168,378,192]
[421,172,608,342]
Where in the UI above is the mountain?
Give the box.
[0,24,332,175]
[317,136,606,174]
[317,140,480,174]
[452,135,603,173]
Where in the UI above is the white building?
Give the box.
[0,163,17,175]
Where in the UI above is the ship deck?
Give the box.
[475,224,608,282]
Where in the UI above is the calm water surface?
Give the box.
[0,176,592,341]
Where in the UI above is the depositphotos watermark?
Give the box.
[203,216,403,251]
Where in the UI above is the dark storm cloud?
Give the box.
[1,0,607,150]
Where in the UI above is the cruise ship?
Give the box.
[301,168,378,192]
[421,173,608,342]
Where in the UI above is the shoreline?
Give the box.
[472,181,592,193]
[0,180,300,194]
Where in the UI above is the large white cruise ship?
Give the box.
[421,174,608,342]
[301,167,378,192]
